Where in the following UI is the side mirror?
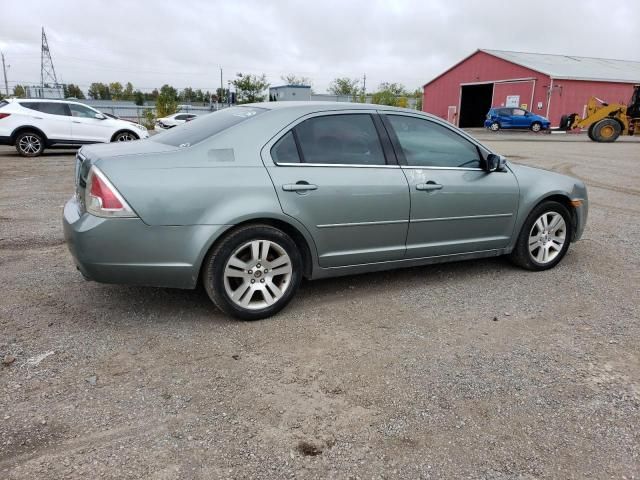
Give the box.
[486,153,507,172]
[95,113,106,120]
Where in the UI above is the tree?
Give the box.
[123,82,134,101]
[88,82,110,100]
[378,82,407,96]
[233,73,269,104]
[180,87,195,103]
[371,82,409,107]
[413,88,423,111]
[109,82,124,100]
[194,89,205,103]
[13,85,26,98]
[280,74,311,86]
[328,77,360,96]
[155,84,178,117]
[133,90,144,106]
[65,83,85,99]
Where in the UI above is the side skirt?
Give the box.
[310,248,511,280]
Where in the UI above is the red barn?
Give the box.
[423,49,640,128]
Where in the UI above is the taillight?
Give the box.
[0,113,10,120]
[85,166,136,218]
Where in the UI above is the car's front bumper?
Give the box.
[63,196,226,289]
[0,135,11,145]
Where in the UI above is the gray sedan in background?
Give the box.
[63,102,588,320]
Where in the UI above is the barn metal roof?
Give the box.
[482,49,640,84]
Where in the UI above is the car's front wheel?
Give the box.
[15,131,45,157]
[113,131,138,142]
[530,122,542,132]
[509,201,573,271]
[202,225,303,320]
[489,122,500,131]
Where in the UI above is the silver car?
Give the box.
[63,102,588,320]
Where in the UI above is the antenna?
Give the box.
[40,27,59,88]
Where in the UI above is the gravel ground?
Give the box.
[1,132,639,479]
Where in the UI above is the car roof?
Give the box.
[243,101,441,120]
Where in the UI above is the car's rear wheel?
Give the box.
[15,131,45,157]
[202,225,302,320]
[113,131,138,142]
[509,201,573,271]
[489,122,500,131]
[530,122,542,132]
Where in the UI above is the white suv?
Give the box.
[0,99,149,157]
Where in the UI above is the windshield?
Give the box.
[152,106,268,147]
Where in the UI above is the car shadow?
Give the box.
[96,256,513,325]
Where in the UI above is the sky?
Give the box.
[1,0,638,95]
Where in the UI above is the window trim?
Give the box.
[380,112,486,171]
[269,111,396,168]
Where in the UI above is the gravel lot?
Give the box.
[1,131,639,479]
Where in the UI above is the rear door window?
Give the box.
[293,114,386,165]
[271,131,300,164]
[38,102,70,116]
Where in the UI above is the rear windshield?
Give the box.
[152,106,268,147]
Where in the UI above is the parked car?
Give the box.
[154,112,198,130]
[63,102,588,320]
[485,107,551,132]
[0,99,149,157]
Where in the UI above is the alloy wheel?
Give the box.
[18,135,42,154]
[116,133,136,141]
[531,123,541,132]
[528,211,566,264]
[490,122,500,131]
[223,239,293,310]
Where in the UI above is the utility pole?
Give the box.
[1,52,8,96]
[362,73,366,102]
[220,67,223,105]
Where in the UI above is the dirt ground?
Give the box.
[1,131,639,479]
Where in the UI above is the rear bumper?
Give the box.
[63,196,227,289]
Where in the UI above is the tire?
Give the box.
[112,131,138,142]
[591,118,621,143]
[559,115,569,131]
[202,224,303,320]
[509,201,573,271]
[530,122,542,132]
[587,123,596,141]
[489,122,500,132]
[15,131,45,157]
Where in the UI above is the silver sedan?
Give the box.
[63,102,588,320]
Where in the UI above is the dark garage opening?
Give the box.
[459,83,493,128]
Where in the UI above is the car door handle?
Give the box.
[73,121,82,124]
[416,182,443,191]
[282,182,318,192]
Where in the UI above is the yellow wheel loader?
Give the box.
[560,85,640,142]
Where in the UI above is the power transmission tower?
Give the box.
[40,27,59,88]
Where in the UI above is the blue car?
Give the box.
[484,107,550,132]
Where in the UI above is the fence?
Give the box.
[83,103,229,123]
